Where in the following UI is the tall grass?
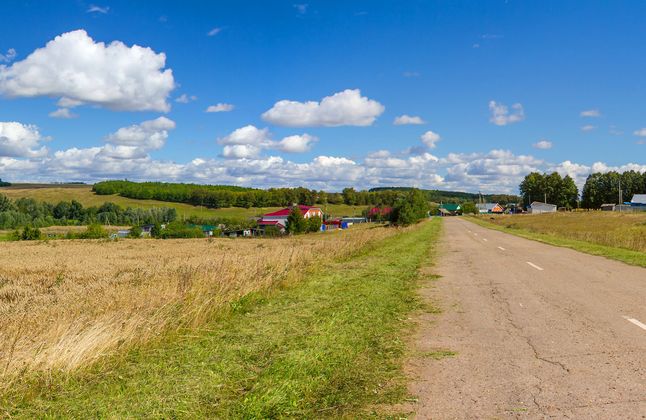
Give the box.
[0,226,396,380]
[480,212,646,252]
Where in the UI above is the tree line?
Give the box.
[0,194,177,229]
[581,170,646,208]
[519,172,579,209]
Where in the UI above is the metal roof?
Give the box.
[631,194,646,204]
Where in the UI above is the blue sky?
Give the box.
[1,0,646,192]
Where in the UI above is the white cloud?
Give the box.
[402,71,420,78]
[175,94,197,103]
[206,103,234,113]
[0,30,175,112]
[261,89,385,127]
[293,4,308,14]
[222,144,261,159]
[488,101,525,126]
[0,48,16,63]
[276,134,317,153]
[581,124,596,132]
[0,122,48,158]
[472,43,480,49]
[207,27,222,36]
[105,117,175,153]
[394,115,425,125]
[533,140,552,150]
[49,108,78,119]
[87,5,109,14]
[580,109,601,117]
[633,128,646,137]
[218,125,316,156]
[421,130,440,149]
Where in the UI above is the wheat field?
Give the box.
[0,226,397,380]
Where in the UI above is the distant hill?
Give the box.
[0,178,11,187]
[368,187,520,204]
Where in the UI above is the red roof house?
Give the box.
[257,205,323,232]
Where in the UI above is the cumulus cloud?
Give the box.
[105,117,175,154]
[488,101,525,126]
[293,4,308,14]
[581,124,596,132]
[533,140,552,150]
[394,115,425,125]
[206,103,234,113]
[49,108,78,119]
[634,128,646,137]
[0,122,48,158]
[276,134,317,153]
[175,94,197,103]
[218,125,317,157]
[0,30,175,112]
[261,89,385,127]
[0,48,16,63]
[580,109,601,117]
[421,130,441,149]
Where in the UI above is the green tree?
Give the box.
[128,225,143,238]
[286,207,307,234]
[151,222,163,238]
[391,189,429,226]
[20,226,42,240]
[307,215,322,233]
[461,202,478,214]
[0,194,13,212]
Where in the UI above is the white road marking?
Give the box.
[622,316,646,331]
[482,238,488,242]
[526,261,544,271]
[473,232,478,236]
[497,246,506,251]
[519,303,524,308]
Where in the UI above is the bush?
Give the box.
[158,222,204,239]
[20,226,42,240]
[461,202,478,215]
[307,216,322,233]
[390,189,429,226]
[263,225,282,237]
[128,225,143,238]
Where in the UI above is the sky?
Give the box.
[1,0,646,193]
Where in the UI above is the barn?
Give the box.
[529,202,557,214]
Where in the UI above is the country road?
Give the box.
[409,217,646,419]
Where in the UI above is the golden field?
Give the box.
[0,225,397,379]
[479,211,646,252]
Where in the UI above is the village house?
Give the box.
[367,206,393,221]
[528,201,557,214]
[257,205,323,233]
[439,203,461,216]
[476,203,505,214]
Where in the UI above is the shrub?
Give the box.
[158,222,204,239]
[307,216,322,233]
[129,225,143,238]
[20,226,43,240]
[286,207,307,234]
[390,189,429,226]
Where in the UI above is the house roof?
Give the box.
[258,220,286,227]
[530,201,557,209]
[439,203,461,211]
[476,203,500,211]
[368,207,393,215]
[631,194,646,204]
[263,205,320,217]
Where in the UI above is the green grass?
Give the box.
[0,184,368,218]
[468,216,646,268]
[1,219,442,418]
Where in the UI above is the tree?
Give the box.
[20,226,42,240]
[0,194,13,212]
[307,215,322,233]
[151,222,163,238]
[461,202,478,214]
[286,207,307,234]
[390,189,429,226]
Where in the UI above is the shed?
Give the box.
[529,202,557,214]
[439,203,461,216]
[630,194,646,206]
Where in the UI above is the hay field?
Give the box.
[0,225,396,379]
[480,212,646,252]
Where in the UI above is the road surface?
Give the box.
[408,217,646,419]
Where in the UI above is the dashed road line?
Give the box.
[526,261,544,271]
[497,246,506,251]
[482,238,488,242]
[622,316,646,331]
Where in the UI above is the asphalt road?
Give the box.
[408,217,646,419]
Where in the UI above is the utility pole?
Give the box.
[619,179,622,212]
[544,193,547,204]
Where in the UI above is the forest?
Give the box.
[93,180,520,209]
[581,170,646,208]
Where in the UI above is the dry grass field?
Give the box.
[479,211,646,253]
[0,225,397,380]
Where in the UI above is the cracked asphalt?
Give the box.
[408,217,646,419]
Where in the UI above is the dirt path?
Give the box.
[408,217,646,419]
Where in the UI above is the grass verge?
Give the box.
[1,219,442,418]
[468,216,646,268]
